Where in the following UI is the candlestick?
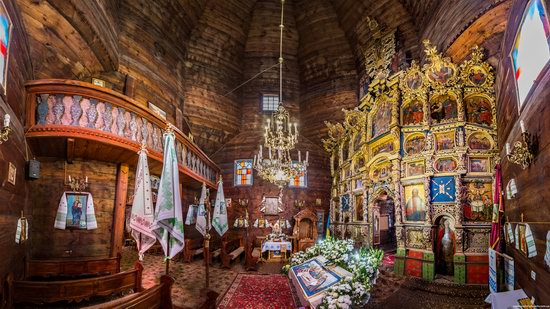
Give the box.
[520,120,526,133]
[506,143,511,155]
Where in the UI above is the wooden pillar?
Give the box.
[111,163,129,257]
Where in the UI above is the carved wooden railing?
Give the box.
[25,79,219,187]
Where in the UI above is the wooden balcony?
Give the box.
[25,79,219,188]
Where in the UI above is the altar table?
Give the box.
[262,240,292,261]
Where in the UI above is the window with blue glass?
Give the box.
[0,1,11,94]
[289,161,307,188]
[234,159,253,186]
[262,94,279,112]
[511,0,550,107]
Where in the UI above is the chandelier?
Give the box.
[253,0,308,188]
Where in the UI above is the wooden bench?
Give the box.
[221,234,245,268]
[4,262,143,306]
[205,238,222,265]
[183,238,204,263]
[24,255,121,280]
[82,275,174,309]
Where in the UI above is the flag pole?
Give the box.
[204,188,211,291]
[165,234,170,275]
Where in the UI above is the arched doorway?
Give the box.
[434,215,456,278]
[373,191,396,251]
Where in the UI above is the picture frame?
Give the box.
[65,192,88,229]
[7,161,15,185]
[263,197,280,215]
[405,160,425,178]
[225,198,232,208]
[91,78,106,87]
[468,157,491,174]
[148,101,167,120]
[0,1,12,96]
[150,175,160,190]
[403,183,426,223]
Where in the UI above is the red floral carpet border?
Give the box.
[217,273,298,309]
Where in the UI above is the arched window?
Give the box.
[511,0,550,108]
[289,161,307,188]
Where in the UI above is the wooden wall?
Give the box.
[30,160,117,258]
[0,0,33,281]
[496,0,550,304]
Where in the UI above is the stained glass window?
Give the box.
[511,0,550,107]
[234,159,253,186]
[289,161,307,188]
[262,94,279,112]
[0,2,11,93]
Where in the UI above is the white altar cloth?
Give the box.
[262,240,292,252]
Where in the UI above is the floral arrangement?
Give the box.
[282,237,384,309]
[265,232,288,241]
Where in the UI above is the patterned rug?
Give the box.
[217,274,298,309]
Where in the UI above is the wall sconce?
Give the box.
[0,113,11,144]
[506,120,534,170]
[67,174,89,192]
[294,200,305,208]
[237,199,249,208]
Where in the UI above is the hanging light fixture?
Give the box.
[253,0,308,188]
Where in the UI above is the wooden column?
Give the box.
[111,163,129,257]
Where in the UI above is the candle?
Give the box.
[520,120,526,133]
[305,151,309,163]
[269,147,272,159]
[3,114,9,127]
[506,143,511,155]
[298,150,301,162]
[85,176,88,183]
[68,175,71,182]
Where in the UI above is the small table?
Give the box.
[262,240,292,262]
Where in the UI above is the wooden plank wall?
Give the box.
[0,0,33,281]
[496,0,550,304]
[30,160,117,259]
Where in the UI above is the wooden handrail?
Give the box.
[24,79,220,188]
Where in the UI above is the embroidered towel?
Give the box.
[15,217,28,244]
[525,224,537,258]
[54,192,97,230]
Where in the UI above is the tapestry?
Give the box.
[290,258,342,297]
[488,248,497,293]
[545,231,550,268]
[504,255,514,291]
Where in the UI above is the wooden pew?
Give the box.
[4,262,143,306]
[220,234,245,268]
[82,275,174,309]
[24,254,121,280]
[183,238,204,263]
[205,238,222,265]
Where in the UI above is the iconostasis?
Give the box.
[323,40,498,284]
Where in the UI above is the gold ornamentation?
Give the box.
[507,132,534,170]
[423,40,458,89]
[363,17,396,81]
[0,113,11,144]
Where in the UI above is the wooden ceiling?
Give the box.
[17,0,508,154]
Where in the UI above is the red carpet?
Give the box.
[217,273,298,309]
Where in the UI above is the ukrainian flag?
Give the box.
[325,213,331,238]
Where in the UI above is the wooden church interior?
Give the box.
[0,0,549,308]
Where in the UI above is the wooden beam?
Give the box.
[66,138,75,163]
[111,163,129,257]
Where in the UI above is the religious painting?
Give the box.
[469,157,490,174]
[405,71,424,90]
[355,194,364,221]
[430,176,456,203]
[406,161,425,177]
[518,224,527,255]
[403,183,426,222]
[402,100,424,126]
[435,131,455,151]
[148,102,167,120]
[468,65,488,86]
[430,94,458,124]
[427,63,455,84]
[434,157,457,173]
[404,135,425,155]
[150,175,160,190]
[66,192,88,229]
[463,181,492,222]
[371,162,391,182]
[0,1,11,94]
[372,100,392,138]
[7,161,15,185]
[435,216,456,275]
[291,258,343,297]
[468,133,492,151]
[372,140,394,157]
[354,179,363,190]
[465,96,493,126]
[341,194,350,211]
[261,197,281,215]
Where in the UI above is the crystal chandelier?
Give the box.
[253,0,308,188]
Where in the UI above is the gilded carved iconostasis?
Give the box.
[324,34,499,284]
